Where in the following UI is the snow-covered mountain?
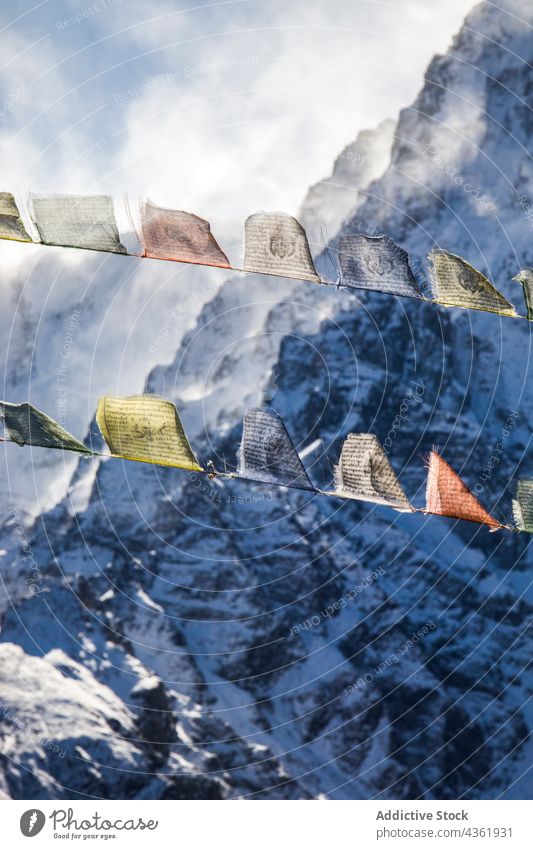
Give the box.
[0,0,532,799]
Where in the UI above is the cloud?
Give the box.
[1,0,475,220]
[111,0,477,225]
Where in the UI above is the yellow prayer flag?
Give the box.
[429,250,516,316]
[96,395,202,471]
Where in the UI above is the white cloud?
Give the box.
[104,0,475,235]
[1,0,475,220]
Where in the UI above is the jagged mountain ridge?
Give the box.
[0,0,532,799]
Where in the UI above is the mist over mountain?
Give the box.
[0,0,532,799]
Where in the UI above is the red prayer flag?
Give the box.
[425,450,503,529]
[139,200,230,268]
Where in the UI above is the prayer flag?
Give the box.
[31,194,126,254]
[429,250,516,316]
[332,433,412,510]
[243,213,320,282]
[96,395,202,470]
[0,401,91,453]
[338,234,423,299]
[425,449,502,528]
[512,479,533,532]
[0,193,32,242]
[237,407,315,490]
[139,200,230,268]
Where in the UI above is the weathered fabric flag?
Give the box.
[512,479,533,532]
[238,407,315,490]
[338,234,423,299]
[332,433,413,510]
[425,450,502,528]
[513,269,533,320]
[139,201,230,268]
[0,193,32,242]
[96,395,202,470]
[31,194,126,253]
[0,401,91,453]
[429,250,516,316]
[243,213,320,282]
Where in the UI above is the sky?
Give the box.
[1,0,477,233]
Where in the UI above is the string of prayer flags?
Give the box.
[512,479,533,532]
[31,194,126,254]
[139,200,230,268]
[0,401,91,453]
[1,395,530,531]
[237,407,316,490]
[429,250,517,317]
[338,234,423,299]
[513,270,533,320]
[2,186,533,321]
[96,395,202,470]
[424,449,503,529]
[0,193,32,242]
[243,212,321,283]
[329,433,413,511]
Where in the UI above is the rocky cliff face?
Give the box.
[0,0,532,799]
